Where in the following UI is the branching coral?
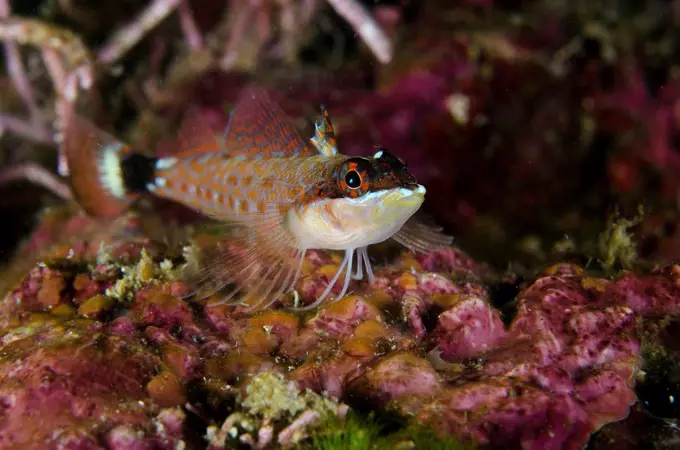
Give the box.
[0,162,71,199]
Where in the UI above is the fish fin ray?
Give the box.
[224,85,319,158]
[288,248,355,311]
[393,216,453,253]
[310,105,338,156]
[183,205,304,310]
[165,107,224,160]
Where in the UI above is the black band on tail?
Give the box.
[121,153,157,193]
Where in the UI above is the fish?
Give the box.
[62,85,452,311]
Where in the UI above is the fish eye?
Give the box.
[345,170,362,189]
[338,158,373,197]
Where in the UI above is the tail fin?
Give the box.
[62,116,157,218]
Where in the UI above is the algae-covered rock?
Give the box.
[2,205,680,449]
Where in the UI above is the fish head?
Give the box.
[288,148,426,250]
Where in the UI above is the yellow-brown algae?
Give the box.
[398,253,423,271]
[148,294,184,311]
[364,291,394,309]
[249,310,300,332]
[318,264,344,281]
[543,263,584,277]
[242,327,278,355]
[37,273,66,308]
[396,272,418,290]
[46,244,79,261]
[204,351,271,383]
[51,304,76,318]
[146,370,187,407]
[431,293,462,310]
[341,337,376,357]
[77,295,116,318]
[162,344,193,379]
[353,319,389,340]
[301,259,315,276]
[322,252,337,266]
[246,310,300,348]
[322,295,381,319]
[581,277,610,292]
[137,255,155,282]
[72,273,91,291]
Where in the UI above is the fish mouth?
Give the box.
[395,184,426,202]
[374,185,425,216]
[343,184,425,206]
[402,184,425,195]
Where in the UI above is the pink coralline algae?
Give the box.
[0,316,187,449]
[342,262,662,449]
[418,266,645,449]
[1,207,679,448]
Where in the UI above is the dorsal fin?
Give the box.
[222,85,319,158]
[157,107,224,160]
[310,105,338,156]
[159,86,329,161]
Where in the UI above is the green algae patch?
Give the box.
[299,411,476,450]
[300,412,379,450]
[598,208,644,273]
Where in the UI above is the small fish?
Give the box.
[63,86,452,310]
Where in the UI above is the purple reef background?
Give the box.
[1,0,680,449]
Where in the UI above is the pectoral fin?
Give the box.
[182,205,305,311]
[392,216,453,253]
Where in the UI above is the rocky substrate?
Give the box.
[0,207,679,449]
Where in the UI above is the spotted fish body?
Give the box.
[150,153,340,219]
[63,86,452,311]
